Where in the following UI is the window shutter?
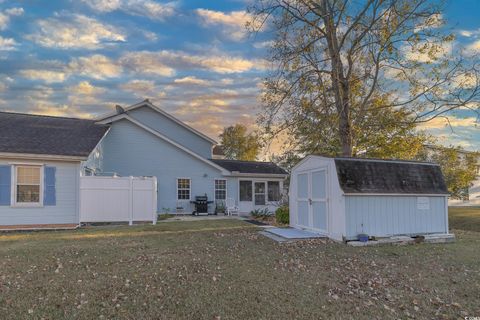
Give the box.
[0,165,11,206]
[44,166,56,206]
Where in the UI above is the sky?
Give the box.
[0,0,478,152]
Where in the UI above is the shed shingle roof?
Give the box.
[0,112,108,158]
[210,159,287,175]
[334,158,448,194]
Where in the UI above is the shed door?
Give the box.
[296,169,328,233]
[311,170,327,232]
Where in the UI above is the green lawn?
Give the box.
[0,217,479,319]
[449,206,480,232]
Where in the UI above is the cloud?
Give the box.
[173,76,209,86]
[30,102,93,118]
[0,7,23,30]
[119,51,175,76]
[403,41,453,63]
[120,79,155,94]
[120,50,266,75]
[195,9,264,41]
[81,0,176,21]
[418,116,478,130]
[253,40,274,49]
[0,36,17,51]
[119,79,165,99]
[69,81,105,96]
[68,54,122,79]
[466,39,480,53]
[459,30,474,37]
[27,14,125,49]
[19,69,67,83]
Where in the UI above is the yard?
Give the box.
[0,209,479,319]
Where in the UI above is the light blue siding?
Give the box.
[128,106,214,159]
[345,195,447,239]
[98,119,224,212]
[0,160,79,226]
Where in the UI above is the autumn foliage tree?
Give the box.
[219,124,262,161]
[249,0,480,157]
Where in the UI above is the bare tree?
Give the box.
[250,0,480,156]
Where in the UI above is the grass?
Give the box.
[449,206,480,232]
[0,214,479,319]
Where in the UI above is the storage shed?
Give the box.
[289,156,450,241]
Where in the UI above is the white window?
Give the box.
[177,178,191,200]
[14,165,42,205]
[268,181,281,202]
[215,179,227,200]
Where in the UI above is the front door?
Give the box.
[296,170,328,233]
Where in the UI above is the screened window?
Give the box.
[215,179,227,200]
[239,180,252,201]
[267,181,281,202]
[16,166,41,204]
[177,178,191,200]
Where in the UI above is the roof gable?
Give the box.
[97,100,217,144]
[0,112,108,159]
[111,114,229,174]
[334,158,448,195]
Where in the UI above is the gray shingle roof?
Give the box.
[0,112,108,158]
[334,158,448,194]
[210,159,287,175]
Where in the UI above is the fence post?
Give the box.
[129,176,133,226]
[152,177,158,225]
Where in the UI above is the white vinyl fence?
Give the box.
[80,176,157,225]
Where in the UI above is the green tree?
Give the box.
[219,124,262,161]
[250,0,480,157]
[418,146,479,200]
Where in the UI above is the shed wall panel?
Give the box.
[345,195,447,239]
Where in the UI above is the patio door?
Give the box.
[239,180,253,213]
[254,182,266,206]
[296,169,328,233]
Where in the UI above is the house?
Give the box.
[86,100,288,215]
[0,112,108,229]
[289,156,450,241]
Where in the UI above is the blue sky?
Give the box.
[0,0,478,152]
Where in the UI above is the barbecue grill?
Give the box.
[190,195,213,216]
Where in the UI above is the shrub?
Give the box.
[275,206,289,224]
[250,208,271,219]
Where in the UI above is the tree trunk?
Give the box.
[321,0,353,157]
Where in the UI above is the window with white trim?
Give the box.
[267,181,281,202]
[15,166,42,204]
[177,178,191,200]
[215,179,227,200]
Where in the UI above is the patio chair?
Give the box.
[176,201,188,215]
[226,198,239,216]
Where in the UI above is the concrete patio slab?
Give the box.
[265,227,324,239]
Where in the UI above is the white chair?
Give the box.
[226,198,239,216]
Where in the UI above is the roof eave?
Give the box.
[227,172,288,178]
[0,152,87,161]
